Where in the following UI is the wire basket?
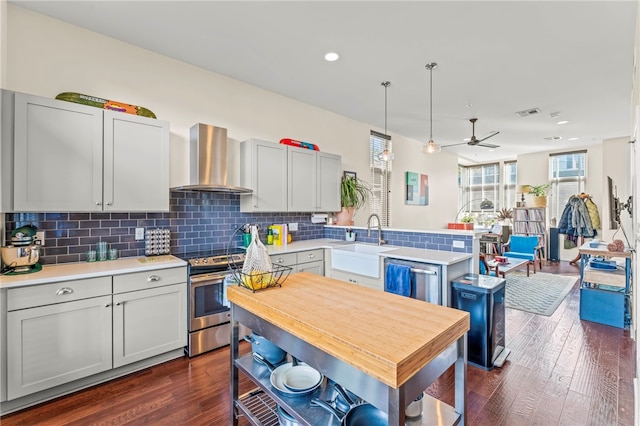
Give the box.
[229,264,292,292]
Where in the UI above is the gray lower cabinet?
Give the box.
[270,249,324,275]
[6,277,113,400]
[113,283,187,368]
[5,267,187,401]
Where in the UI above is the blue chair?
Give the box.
[502,235,542,276]
[479,253,497,276]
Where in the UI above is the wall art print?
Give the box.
[405,172,429,205]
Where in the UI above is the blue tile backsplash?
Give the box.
[323,227,472,253]
[4,191,472,265]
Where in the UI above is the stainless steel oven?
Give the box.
[184,250,249,357]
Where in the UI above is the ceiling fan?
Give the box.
[443,118,500,149]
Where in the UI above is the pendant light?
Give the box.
[377,81,394,162]
[422,62,441,154]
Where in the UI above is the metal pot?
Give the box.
[405,392,425,419]
[311,398,387,426]
[332,382,362,413]
[244,332,286,365]
[276,405,300,426]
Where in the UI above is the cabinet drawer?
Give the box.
[296,249,324,264]
[330,270,382,291]
[7,277,112,311]
[113,267,187,293]
[270,253,297,267]
[296,260,324,276]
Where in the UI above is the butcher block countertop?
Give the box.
[227,272,470,388]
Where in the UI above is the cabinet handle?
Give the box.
[275,259,284,263]
[96,201,102,206]
[106,202,113,206]
[56,287,73,296]
[105,303,111,308]
[148,275,161,282]
[308,254,315,258]
[115,301,123,306]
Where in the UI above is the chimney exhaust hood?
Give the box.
[171,123,252,194]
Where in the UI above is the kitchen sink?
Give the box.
[331,244,397,278]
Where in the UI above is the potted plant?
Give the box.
[459,214,475,230]
[527,184,551,208]
[334,175,371,225]
[496,208,513,225]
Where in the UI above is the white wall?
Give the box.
[602,136,633,243]
[4,5,460,229]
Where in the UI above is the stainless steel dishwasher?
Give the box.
[383,258,442,304]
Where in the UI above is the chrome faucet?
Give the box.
[367,213,385,246]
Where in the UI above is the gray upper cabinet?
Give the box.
[240,138,288,212]
[12,93,169,212]
[315,151,341,212]
[242,138,341,213]
[288,147,316,212]
[289,148,341,212]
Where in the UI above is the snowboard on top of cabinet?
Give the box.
[55,92,157,119]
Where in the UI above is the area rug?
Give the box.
[504,271,578,316]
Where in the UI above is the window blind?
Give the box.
[369,131,392,226]
[460,162,500,212]
[504,161,517,209]
[549,151,586,222]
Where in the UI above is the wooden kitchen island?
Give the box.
[228,272,470,425]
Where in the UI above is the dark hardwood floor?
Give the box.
[1,261,635,425]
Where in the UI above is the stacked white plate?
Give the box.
[270,363,323,396]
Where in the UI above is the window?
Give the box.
[369,131,392,226]
[549,151,586,221]
[504,161,517,209]
[459,163,500,213]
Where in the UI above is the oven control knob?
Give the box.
[192,259,199,265]
[202,258,208,263]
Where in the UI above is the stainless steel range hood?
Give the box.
[172,123,252,194]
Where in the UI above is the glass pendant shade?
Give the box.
[422,139,441,154]
[378,150,395,161]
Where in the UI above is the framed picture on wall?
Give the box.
[343,171,357,179]
[405,171,429,205]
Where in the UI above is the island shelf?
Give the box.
[228,272,470,425]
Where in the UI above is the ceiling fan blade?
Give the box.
[477,131,500,142]
[441,141,470,148]
[476,142,500,149]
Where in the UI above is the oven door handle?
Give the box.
[190,273,230,286]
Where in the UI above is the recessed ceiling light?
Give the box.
[556,120,569,125]
[568,137,579,141]
[324,52,340,62]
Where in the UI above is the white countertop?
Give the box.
[265,239,473,266]
[0,255,187,289]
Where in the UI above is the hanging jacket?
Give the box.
[584,197,601,229]
[557,200,573,235]
[558,195,596,238]
[570,196,595,237]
